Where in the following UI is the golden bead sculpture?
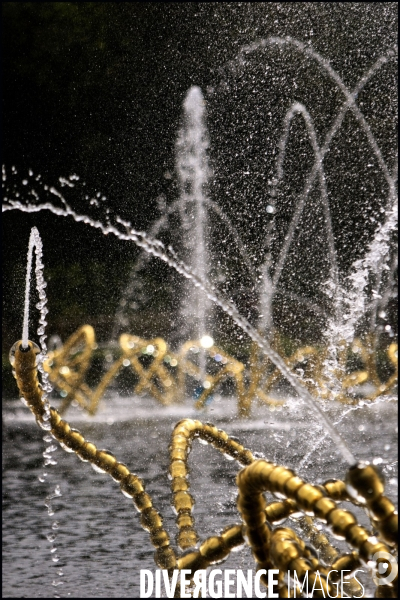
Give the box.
[12,339,398,597]
[43,325,397,418]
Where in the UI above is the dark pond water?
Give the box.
[2,395,398,598]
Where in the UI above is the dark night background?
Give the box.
[2,3,398,378]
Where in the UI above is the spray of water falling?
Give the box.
[17,227,65,594]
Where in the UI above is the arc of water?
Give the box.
[111,201,170,340]
[219,41,397,299]
[3,197,356,465]
[269,51,397,294]
[113,183,326,338]
[205,197,258,282]
[215,43,397,339]
[260,102,340,338]
[232,37,396,194]
[272,102,338,287]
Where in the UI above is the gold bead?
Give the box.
[226,440,244,456]
[169,459,188,478]
[288,558,310,582]
[368,496,396,522]
[200,536,228,562]
[239,506,267,528]
[237,493,267,515]
[346,462,384,503]
[94,450,117,473]
[237,449,254,465]
[246,524,271,550]
[154,546,176,570]
[133,492,153,511]
[327,508,358,538]
[268,466,294,496]
[150,528,170,548]
[313,497,337,521]
[110,462,131,482]
[171,476,190,493]
[54,420,71,441]
[50,410,62,428]
[346,524,370,549]
[66,429,85,451]
[359,539,388,562]
[284,476,304,499]
[295,484,324,514]
[76,442,97,462]
[170,438,188,451]
[177,551,207,571]
[266,500,297,523]
[238,460,274,493]
[221,525,244,549]
[270,539,300,570]
[174,490,195,511]
[120,474,144,497]
[323,479,349,501]
[170,447,187,461]
[377,512,398,546]
[141,508,163,531]
[173,425,191,438]
[178,527,199,549]
[176,513,194,530]
[331,552,360,578]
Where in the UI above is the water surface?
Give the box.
[2,395,398,598]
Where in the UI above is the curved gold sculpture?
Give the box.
[44,325,398,417]
[11,340,398,597]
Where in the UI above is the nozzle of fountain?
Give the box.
[9,339,41,365]
[9,340,45,418]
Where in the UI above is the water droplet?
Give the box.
[223,453,235,461]
[59,441,74,453]
[91,463,106,474]
[38,420,52,431]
